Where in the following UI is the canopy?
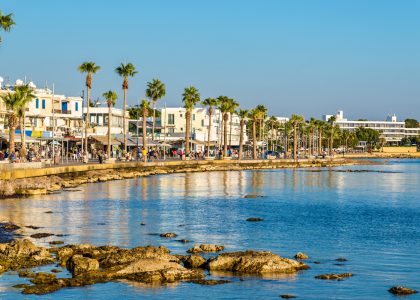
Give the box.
[89,135,121,146]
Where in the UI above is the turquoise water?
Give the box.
[0,159,419,299]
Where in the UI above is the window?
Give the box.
[168,128,175,134]
[75,102,79,111]
[42,99,46,109]
[180,114,183,118]
[168,114,175,125]
[35,99,39,109]
[180,127,184,131]
[201,120,204,127]
[193,114,195,121]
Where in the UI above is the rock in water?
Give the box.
[315,273,353,280]
[160,233,178,238]
[244,194,264,199]
[388,286,418,295]
[187,244,225,253]
[280,295,297,299]
[246,218,264,222]
[0,239,54,272]
[181,255,206,268]
[294,252,309,260]
[30,233,54,239]
[207,251,308,274]
[66,255,99,276]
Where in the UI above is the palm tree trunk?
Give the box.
[318,129,322,156]
[107,105,111,159]
[185,110,191,155]
[152,99,156,141]
[8,114,16,159]
[207,111,212,157]
[330,131,333,156]
[223,114,228,157]
[20,115,26,160]
[293,124,297,161]
[229,113,233,148]
[123,88,127,152]
[142,109,147,152]
[239,120,244,160]
[252,120,257,160]
[85,87,90,156]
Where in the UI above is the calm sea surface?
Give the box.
[0,159,419,299]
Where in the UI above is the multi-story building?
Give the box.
[160,107,247,150]
[0,78,83,138]
[323,110,419,143]
[86,106,129,136]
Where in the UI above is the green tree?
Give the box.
[115,63,138,151]
[0,10,15,43]
[78,62,101,156]
[405,118,419,128]
[238,109,249,160]
[145,79,166,140]
[355,127,380,149]
[1,92,23,158]
[182,86,200,155]
[202,97,219,157]
[290,114,304,161]
[102,91,118,159]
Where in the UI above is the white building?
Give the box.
[324,110,417,143]
[160,107,247,150]
[0,78,83,138]
[86,106,129,136]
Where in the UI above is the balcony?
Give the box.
[53,109,72,115]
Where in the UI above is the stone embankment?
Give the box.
[0,239,308,295]
[0,158,368,197]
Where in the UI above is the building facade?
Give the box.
[160,107,247,150]
[86,107,129,136]
[324,110,419,143]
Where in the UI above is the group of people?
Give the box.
[0,145,62,163]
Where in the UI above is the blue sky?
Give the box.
[1,0,419,120]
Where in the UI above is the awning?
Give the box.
[0,133,40,143]
[89,135,121,146]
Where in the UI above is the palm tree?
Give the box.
[15,84,35,158]
[115,63,138,152]
[0,10,15,43]
[248,109,259,159]
[218,96,232,157]
[327,116,338,156]
[228,99,239,147]
[182,87,200,156]
[78,62,101,157]
[145,79,166,140]
[238,109,248,160]
[290,114,304,161]
[202,97,219,157]
[140,99,150,156]
[1,92,20,159]
[102,91,118,159]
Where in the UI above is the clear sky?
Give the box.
[1,0,419,120]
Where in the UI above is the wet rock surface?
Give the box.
[388,286,418,295]
[30,233,55,239]
[207,251,308,274]
[315,273,353,280]
[181,254,206,268]
[0,239,54,272]
[187,244,225,253]
[280,294,297,299]
[294,252,309,260]
[160,233,178,238]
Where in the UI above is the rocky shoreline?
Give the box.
[0,159,371,198]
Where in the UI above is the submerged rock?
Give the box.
[280,295,297,299]
[246,218,264,222]
[49,241,64,245]
[294,252,309,260]
[315,273,353,280]
[0,222,20,232]
[207,251,308,274]
[160,233,178,238]
[244,194,264,199]
[177,239,190,243]
[388,286,418,295]
[30,233,54,239]
[335,258,347,262]
[187,244,225,253]
[191,279,231,285]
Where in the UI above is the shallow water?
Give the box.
[1,159,420,299]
